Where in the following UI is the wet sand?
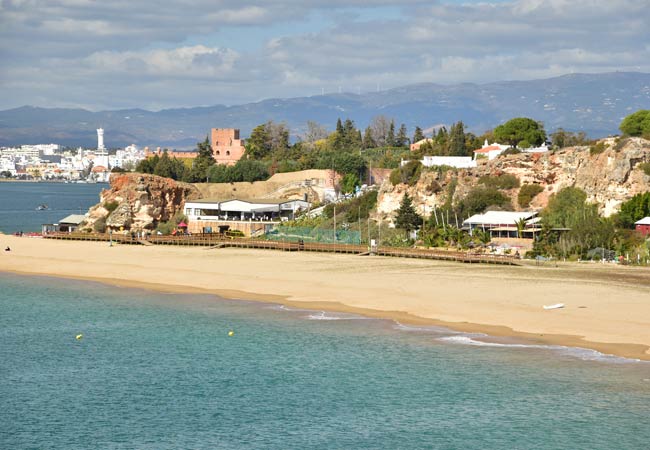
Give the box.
[1,234,649,360]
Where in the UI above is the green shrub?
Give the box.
[619,110,650,137]
[389,161,422,186]
[638,162,650,177]
[156,221,176,235]
[518,183,544,208]
[323,203,337,219]
[614,137,628,152]
[155,211,187,235]
[104,200,119,214]
[344,191,378,222]
[616,191,650,227]
[457,186,511,217]
[478,174,520,190]
[93,216,106,233]
[589,142,606,155]
[500,148,521,157]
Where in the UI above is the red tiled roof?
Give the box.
[474,145,502,153]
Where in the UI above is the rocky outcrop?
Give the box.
[377,137,650,219]
[84,173,201,231]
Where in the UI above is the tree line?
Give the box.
[135,110,647,196]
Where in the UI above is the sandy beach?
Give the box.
[1,233,649,360]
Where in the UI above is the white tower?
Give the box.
[97,128,105,151]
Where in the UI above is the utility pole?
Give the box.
[333,204,337,242]
[422,204,427,233]
[358,206,361,245]
[367,217,371,250]
[378,219,381,248]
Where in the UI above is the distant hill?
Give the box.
[1,72,648,148]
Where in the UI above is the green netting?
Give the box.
[266,226,361,245]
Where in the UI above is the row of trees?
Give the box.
[135,110,647,192]
[136,137,218,183]
[412,122,482,157]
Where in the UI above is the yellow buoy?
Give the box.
[228,330,234,337]
[75,334,83,340]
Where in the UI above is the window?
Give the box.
[226,151,230,156]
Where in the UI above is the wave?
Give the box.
[437,336,643,364]
[393,321,481,336]
[270,304,376,321]
[272,306,645,365]
[306,311,373,321]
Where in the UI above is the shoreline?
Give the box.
[2,234,650,361]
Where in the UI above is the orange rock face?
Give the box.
[85,173,202,231]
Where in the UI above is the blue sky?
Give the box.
[1,0,648,111]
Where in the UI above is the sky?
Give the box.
[1,0,649,111]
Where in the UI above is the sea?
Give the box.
[0,182,105,234]
[1,183,650,449]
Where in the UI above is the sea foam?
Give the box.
[438,336,643,364]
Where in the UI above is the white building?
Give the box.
[0,155,16,175]
[184,197,311,235]
[112,144,145,169]
[402,156,477,169]
[463,211,540,238]
[473,139,549,160]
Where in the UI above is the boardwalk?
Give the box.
[42,232,521,265]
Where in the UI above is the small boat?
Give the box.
[543,303,565,310]
[36,204,49,211]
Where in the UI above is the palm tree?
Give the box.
[475,228,492,246]
[515,217,528,239]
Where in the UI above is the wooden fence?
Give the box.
[42,232,520,265]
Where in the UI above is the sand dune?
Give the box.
[1,234,649,360]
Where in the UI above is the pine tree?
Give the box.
[387,121,396,147]
[395,193,422,237]
[449,121,467,156]
[362,126,376,149]
[153,150,173,178]
[396,123,409,147]
[412,126,425,144]
[343,119,359,150]
[336,118,344,135]
[188,136,216,182]
[333,118,345,151]
[436,127,447,145]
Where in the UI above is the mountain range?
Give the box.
[1,72,648,149]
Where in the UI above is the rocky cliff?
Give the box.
[377,137,650,220]
[84,173,201,231]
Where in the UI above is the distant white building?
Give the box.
[422,155,476,168]
[402,155,476,169]
[112,144,145,170]
[0,155,16,175]
[473,139,549,160]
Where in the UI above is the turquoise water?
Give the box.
[0,182,104,233]
[1,273,649,449]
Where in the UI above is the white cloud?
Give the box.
[1,0,649,109]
